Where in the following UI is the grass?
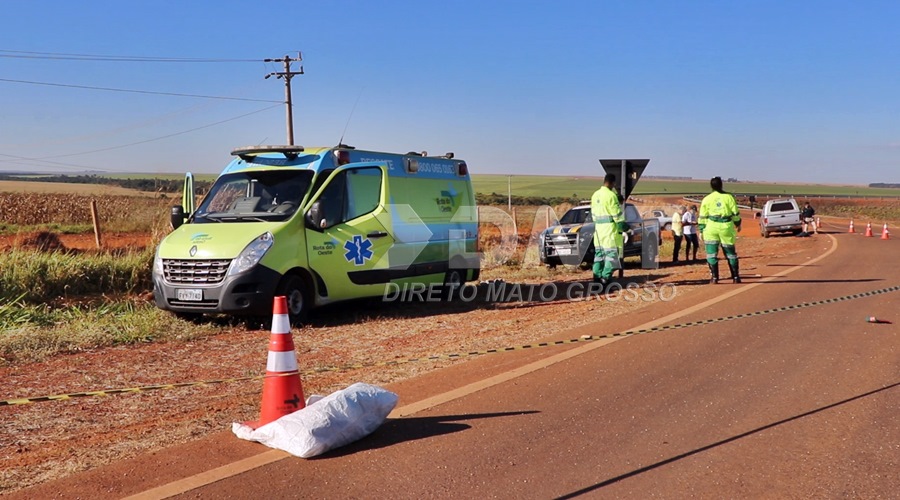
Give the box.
[473,174,900,199]
[98,172,218,182]
[0,247,154,303]
[0,298,216,366]
[0,223,94,236]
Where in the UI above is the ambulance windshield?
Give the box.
[193,170,314,223]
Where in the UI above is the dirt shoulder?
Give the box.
[0,218,824,495]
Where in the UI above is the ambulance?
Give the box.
[152,145,479,325]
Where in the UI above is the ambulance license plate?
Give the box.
[177,289,203,301]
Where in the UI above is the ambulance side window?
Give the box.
[345,167,382,221]
[318,174,346,228]
[316,167,382,228]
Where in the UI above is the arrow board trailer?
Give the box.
[153,145,479,325]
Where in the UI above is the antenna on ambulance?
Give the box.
[338,87,365,148]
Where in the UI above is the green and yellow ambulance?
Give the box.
[152,145,479,325]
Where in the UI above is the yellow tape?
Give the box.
[3,285,898,407]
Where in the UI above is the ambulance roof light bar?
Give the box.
[231,145,305,161]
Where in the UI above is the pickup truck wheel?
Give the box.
[276,274,311,326]
[663,223,672,231]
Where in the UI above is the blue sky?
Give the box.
[2,0,899,184]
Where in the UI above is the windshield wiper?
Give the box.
[199,213,226,222]
[199,212,278,223]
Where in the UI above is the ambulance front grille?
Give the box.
[163,259,231,284]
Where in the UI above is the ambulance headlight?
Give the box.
[228,232,274,276]
[153,246,164,278]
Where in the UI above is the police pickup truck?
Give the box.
[539,203,660,269]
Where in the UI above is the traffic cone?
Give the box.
[848,220,855,233]
[247,296,305,429]
[882,223,890,240]
[865,223,873,237]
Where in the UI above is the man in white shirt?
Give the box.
[682,205,700,262]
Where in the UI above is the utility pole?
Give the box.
[264,52,303,145]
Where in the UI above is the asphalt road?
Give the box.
[17,232,899,499]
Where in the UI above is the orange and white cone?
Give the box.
[882,223,890,240]
[248,296,305,429]
[865,222,873,237]
[848,220,855,233]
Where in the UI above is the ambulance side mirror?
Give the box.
[171,205,185,230]
[305,200,326,231]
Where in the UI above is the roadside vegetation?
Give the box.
[0,295,213,366]
[0,243,222,366]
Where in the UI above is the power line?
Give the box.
[0,49,258,63]
[39,104,283,159]
[0,103,282,170]
[0,77,282,103]
[0,152,101,172]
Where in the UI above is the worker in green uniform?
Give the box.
[698,176,742,284]
[591,174,629,287]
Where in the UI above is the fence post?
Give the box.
[90,200,102,249]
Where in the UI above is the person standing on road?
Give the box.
[591,173,627,287]
[682,205,700,262]
[671,206,684,264]
[801,201,817,234]
[699,177,742,284]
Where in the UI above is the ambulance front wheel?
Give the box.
[442,269,463,301]
[276,274,311,326]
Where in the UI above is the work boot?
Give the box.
[728,261,741,284]
[590,276,609,295]
[708,262,719,284]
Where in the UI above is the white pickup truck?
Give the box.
[758,198,803,237]
[642,209,672,231]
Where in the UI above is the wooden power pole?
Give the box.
[264,53,304,145]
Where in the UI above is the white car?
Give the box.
[642,209,672,231]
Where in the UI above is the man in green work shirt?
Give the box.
[591,174,628,287]
[698,176,742,284]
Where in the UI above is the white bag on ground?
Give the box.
[232,382,398,458]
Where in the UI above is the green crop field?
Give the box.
[472,174,900,199]
[101,172,218,182]
[7,171,899,200]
